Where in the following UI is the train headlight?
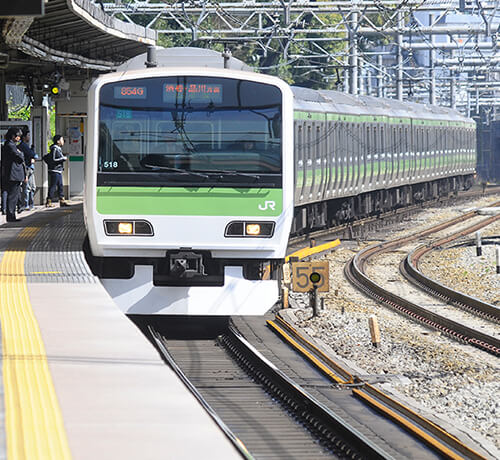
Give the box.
[118,222,133,234]
[246,224,261,236]
[225,221,275,238]
[104,220,154,236]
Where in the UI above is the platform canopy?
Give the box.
[0,0,157,83]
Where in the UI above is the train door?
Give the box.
[396,126,401,184]
[389,125,396,185]
[351,122,358,190]
[304,122,313,200]
[334,119,340,193]
[345,122,352,190]
[295,122,304,203]
[436,126,446,176]
[313,123,325,200]
[373,125,380,185]
[415,127,420,179]
[309,121,321,201]
[359,122,367,190]
[353,123,361,190]
[365,125,371,187]
[325,118,334,198]
[380,125,387,185]
[452,127,458,173]
[444,125,450,175]
[318,120,328,200]
[429,127,436,178]
[405,124,410,181]
[337,121,346,195]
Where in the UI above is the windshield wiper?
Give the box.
[143,164,209,179]
[199,169,262,182]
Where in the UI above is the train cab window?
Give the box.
[97,76,283,187]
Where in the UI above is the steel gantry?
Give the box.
[96,0,500,116]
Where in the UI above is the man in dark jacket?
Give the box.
[18,129,38,211]
[46,134,69,207]
[1,127,26,222]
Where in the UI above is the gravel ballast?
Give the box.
[288,195,500,457]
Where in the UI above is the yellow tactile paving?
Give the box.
[0,227,71,459]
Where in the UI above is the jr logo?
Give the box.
[258,201,276,211]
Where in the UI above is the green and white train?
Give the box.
[84,62,475,315]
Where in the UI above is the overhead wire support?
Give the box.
[95,0,500,113]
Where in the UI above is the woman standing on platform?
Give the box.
[1,127,26,222]
[45,134,69,208]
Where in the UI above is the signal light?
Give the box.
[309,272,321,284]
[50,85,60,95]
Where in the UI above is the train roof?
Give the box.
[117,47,252,72]
[291,86,474,124]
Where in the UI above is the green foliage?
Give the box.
[151,10,347,90]
[9,105,31,121]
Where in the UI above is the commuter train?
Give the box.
[84,65,476,315]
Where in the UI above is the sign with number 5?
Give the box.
[291,261,329,292]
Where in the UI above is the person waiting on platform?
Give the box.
[1,127,26,222]
[18,129,38,211]
[46,134,69,208]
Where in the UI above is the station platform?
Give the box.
[0,204,240,459]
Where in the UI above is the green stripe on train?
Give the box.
[96,186,283,216]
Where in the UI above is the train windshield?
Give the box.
[97,76,282,187]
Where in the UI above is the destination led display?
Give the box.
[114,86,147,99]
[163,83,223,103]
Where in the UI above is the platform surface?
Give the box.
[0,205,241,459]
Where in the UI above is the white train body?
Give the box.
[84,67,294,315]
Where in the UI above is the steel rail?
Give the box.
[150,320,396,459]
[402,215,500,324]
[267,315,488,460]
[222,325,395,460]
[148,326,255,460]
[344,209,500,356]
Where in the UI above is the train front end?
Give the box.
[84,68,294,315]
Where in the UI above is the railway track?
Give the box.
[144,317,391,460]
[267,314,488,460]
[402,220,500,325]
[129,315,485,460]
[344,206,500,356]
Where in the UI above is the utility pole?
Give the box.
[396,10,404,101]
[377,54,383,98]
[450,71,456,109]
[348,5,359,95]
[429,14,436,105]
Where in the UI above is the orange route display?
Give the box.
[163,83,223,103]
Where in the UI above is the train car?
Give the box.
[84,66,295,315]
[290,87,476,233]
[84,49,476,316]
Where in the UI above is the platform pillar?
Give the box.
[31,101,49,206]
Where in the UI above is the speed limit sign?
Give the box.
[291,261,329,292]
